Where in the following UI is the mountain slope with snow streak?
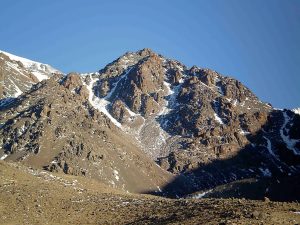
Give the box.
[0,48,299,198]
[75,49,300,196]
[0,50,61,100]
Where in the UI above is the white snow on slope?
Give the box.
[159,81,182,116]
[263,136,276,157]
[0,50,60,81]
[259,168,272,177]
[5,61,29,78]
[214,76,224,96]
[85,78,122,128]
[31,71,50,82]
[214,113,224,124]
[9,78,23,97]
[239,129,250,135]
[0,154,8,160]
[280,111,300,155]
[212,99,224,125]
[126,105,138,117]
[158,82,173,116]
[84,69,133,128]
[163,81,174,95]
[193,189,212,199]
[292,108,300,115]
[113,170,119,181]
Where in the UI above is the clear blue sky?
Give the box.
[1,0,299,109]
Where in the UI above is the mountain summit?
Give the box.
[0,48,299,198]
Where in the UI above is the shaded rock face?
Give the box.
[157,110,300,197]
[0,48,299,197]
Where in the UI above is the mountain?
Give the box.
[0,50,60,100]
[0,48,299,199]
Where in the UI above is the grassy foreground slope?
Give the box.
[0,161,299,225]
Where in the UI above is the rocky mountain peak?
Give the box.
[137,48,157,57]
[0,49,299,198]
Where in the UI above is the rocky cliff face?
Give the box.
[0,49,299,197]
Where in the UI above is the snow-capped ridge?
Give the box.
[0,50,60,81]
[1,50,62,100]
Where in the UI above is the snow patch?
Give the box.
[163,81,174,95]
[31,71,50,82]
[215,78,224,96]
[1,50,60,84]
[259,168,272,177]
[84,69,135,128]
[233,99,238,106]
[263,136,276,158]
[113,170,119,181]
[280,111,300,155]
[193,189,212,199]
[212,100,224,125]
[214,113,224,124]
[9,78,23,97]
[159,81,182,116]
[157,186,162,192]
[0,50,59,74]
[17,124,26,136]
[0,154,8,160]
[123,103,139,117]
[51,159,58,164]
[292,108,300,115]
[239,129,250,135]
